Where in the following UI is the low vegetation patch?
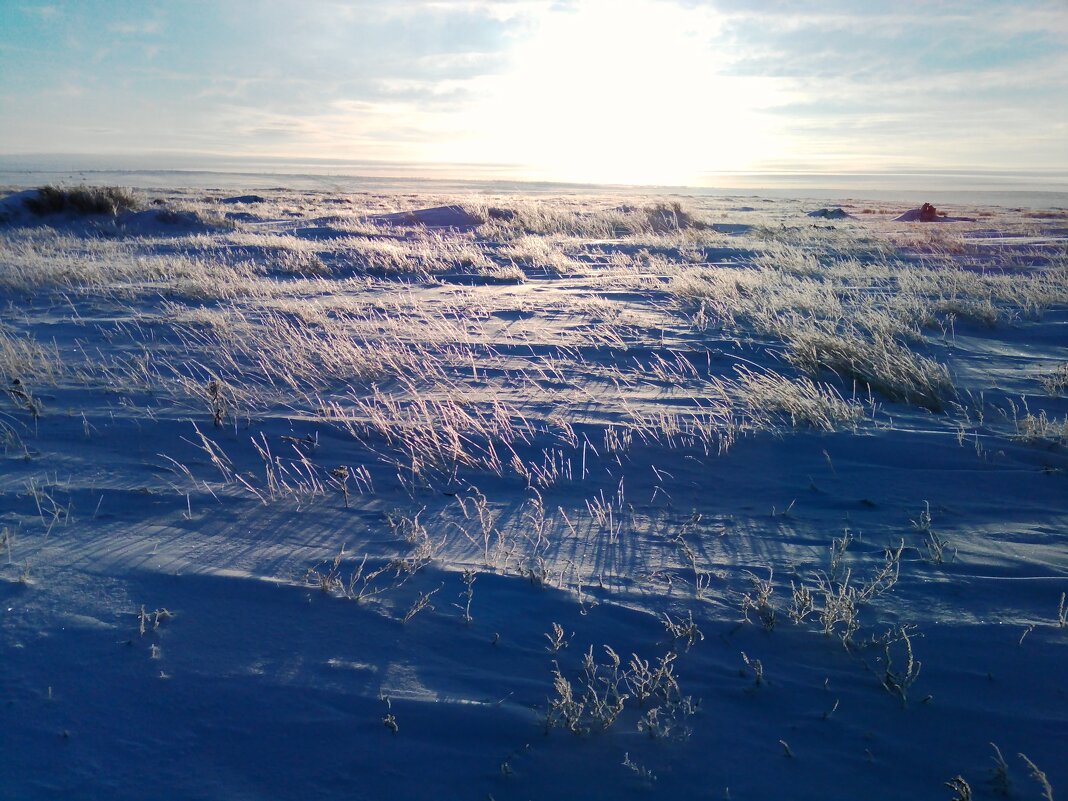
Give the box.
[23,184,142,217]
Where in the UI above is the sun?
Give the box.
[479,1,784,186]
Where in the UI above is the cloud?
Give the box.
[108,19,163,36]
[18,4,60,20]
[2,0,1065,180]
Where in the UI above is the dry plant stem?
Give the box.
[459,569,476,624]
[945,776,972,801]
[882,626,922,706]
[989,743,1011,797]
[1018,754,1054,801]
[741,569,776,631]
[402,585,441,624]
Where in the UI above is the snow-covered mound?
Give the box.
[1,186,145,223]
[0,189,226,235]
[292,225,357,240]
[220,194,267,205]
[710,222,752,234]
[369,204,483,230]
[807,207,853,219]
[224,211,259,222]
[0,189,39,222]
[486,207,517,221]
[895,203,976,222]
[117,208,228,234]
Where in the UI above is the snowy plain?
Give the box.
[0,182,1066,800]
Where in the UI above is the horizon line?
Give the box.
[2,154,1068,195]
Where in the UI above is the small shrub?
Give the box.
[1016,410,1068,446]
[881,626,922,705]
[1040,362,1068,394]
[23,185,142,216]
[644,202,706,233]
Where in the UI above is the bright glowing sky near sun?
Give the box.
[1,1,1066,186]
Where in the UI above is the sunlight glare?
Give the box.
[486,1,783,185]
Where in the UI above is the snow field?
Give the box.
[1,187,1066,800]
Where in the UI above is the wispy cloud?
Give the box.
[18,4,60,20]
[108,19,162,36]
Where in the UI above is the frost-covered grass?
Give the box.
[0,185,1066,801]
[22,184,143,216]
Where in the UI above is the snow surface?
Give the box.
[0,189,38,222]
[0,186,1065,801]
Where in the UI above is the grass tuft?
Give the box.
[23,185,142,217]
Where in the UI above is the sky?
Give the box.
[1,0,1066,187]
